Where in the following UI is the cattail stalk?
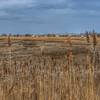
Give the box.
[92,31,97,51]
[86,31,90,43]
[8,34,11,47]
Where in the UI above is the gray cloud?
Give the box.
[0,0,35,9]
[0,0,100,33]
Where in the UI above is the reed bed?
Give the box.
[0,48,99,100]
[0,34,99,100]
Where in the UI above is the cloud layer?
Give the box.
[0,0,100,33]
[0,0,35,8]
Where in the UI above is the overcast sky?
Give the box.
[0,0,100,34]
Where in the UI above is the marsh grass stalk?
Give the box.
[92,32,97,69]
[86,54,95,100]
[92,32,97,51]
[8,35,11,47]
[86,32,90,43]
[67,36,72,46]
[67,50,73,100]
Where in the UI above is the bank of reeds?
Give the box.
[0,34,99,100]
[0,51,99,100]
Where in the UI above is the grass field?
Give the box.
[0,36,100,100]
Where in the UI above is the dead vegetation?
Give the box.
[0,35,99,100]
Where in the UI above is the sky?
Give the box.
[0,0,100,34]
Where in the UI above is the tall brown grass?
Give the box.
[0,37,99,100]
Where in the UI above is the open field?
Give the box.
[0,36,100,41]
[0,36,100,100]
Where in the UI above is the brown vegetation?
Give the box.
[0,35,99,100]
